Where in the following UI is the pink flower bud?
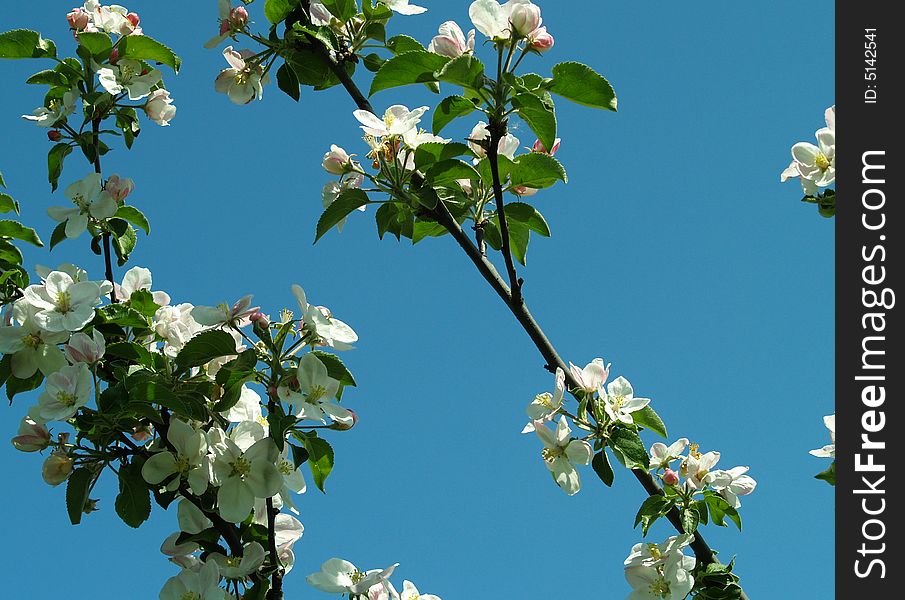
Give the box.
[512,185,539,197]
[510,3,543,38]
[109,48,120,64]
[532,137,562,156]
[131,424,154,443]
[528,26,554,52]
[48,130,63,142]
[64,331,106,365]
[663,468,680,486]
[322,145,352,175]
[144,89,177,126]
[67,8,90,31]
[42,451,74,486]
[250,311,270,327]
[11,417,51,453]
[126,12,140,28]
[105,174,135,203]
[330,409,358,431]
[230,7,249,27]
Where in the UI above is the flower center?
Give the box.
[174,455,191,475]
[230,456,252,478]
[649,576,671,598]
[815,152,830,171]
[611,394,625,410]
[307,385,327,403]
[226,556,241,567]
[535,392,555,409]
[119,62,137,81]
[55,290,73,313]
[57,391,78,408]
[648,544,662,560]
[542,447,564,461]
[278,459,294,476]
[350,570,365,585]
[23,333,44,349]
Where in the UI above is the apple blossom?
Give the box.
[681,446,720,490]
[527,26,554,52]
[810,414,835,458]
[323,145,354,175]
[159,561,224,600]
[92,4,139,36]
[98,59,162,100]
[398,580,441,600]
[209,541,266,579]
[307,559,399,595]
[48,130,63,142]
[42,450,74,486]
[604,376,651,425]
[662,469,680,487]
[211,433,282,523]
[468,121,520,160]
[116,266,171,306]
[509,1,542,37]
[532,137,561,155]
[22,270,103,333]
[64,330,105,365]
[205,0,251,48]
[161,531,200,558]
[33,363,92,423]
[192,295,259,328]
[708,466,757,508]
[104,174,134,203]
[0,304,69,378]
[67,8,91,31]
[522,366,565,433]
[354,105,430,138]
[178,498,213,535]
[292,284,359,351]
[428,21,476,58]
[309,2,334,27]
[273,513,304,574]
[781,105,836,196]
[569,358,610,394]
[624,534,694,568]
[47,173,118,239]
[11,416,51,452]
[534,416,592,496]
[142,418,211,494]
[469,0,537,41]
[624,547,695,600]
[383,0,427,15]
[221,385,266,427]
[279,353,354,426]
[649,438,689,471]
[144,89,177,125]
[22,88,78,127]
[215,46,266,105]
[153,303,203,356]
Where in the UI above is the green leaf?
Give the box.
[369,51,449,96]
[311,350,357,387]
[703,490,742,531]
[26,69,67,86]
[49,221,68,250]
[175,330,239,371]
[549,61,617,111]
[512,93,557,153]
[112,225,137,266]
[114,205,150,235]
[105,341,156,368]
[66,467,94,525]
[315,189,370,242]
[322,0,358,21]
[243,579,270,600]
[0,192,18,215]
[120,35,181,73]
[5,371,43,401]
[510,152,567,189]
[505,202,550,236]
[435,54,485,90]
[634,494,672,535]
[213,350,259,412]
[592,450,615,487]
[264,0,300,23]
[127,289,161,319]
[609,427,649,469]
[632,405,667,438]
[681,506,700,534]
[76,31,113,59]
[413,142,471,169]
[286,48,331,87]
[98,304,149,328]
[0,29,57,59]
[0,220,43,247]
[815,461,836,486]
[299,434,334,492]
[503,218,530,266]
[433,95,477,134]
[127,377,209,422]
[425,159,481,185]
[385,35,425,55]
[276,62,301,101]
[48,143,73,192]
[115,460,151,528]
[412,219,448,244]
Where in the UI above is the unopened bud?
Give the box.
[126,12,141,28]
[329,409,358,431]
[42,451,74,486]
[528,26,554,52]
[67,9,90,31]
[48,130,63,142]
[532,137,561,156]
[230,7,249,27]
[663,468,680,486]
[11,417,51,453]
[510,3,543,38]
[249,311,269,326]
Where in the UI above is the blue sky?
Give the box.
[0,1,834,598]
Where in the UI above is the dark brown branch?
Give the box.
[486,119,523,304]
[91,117,117,304]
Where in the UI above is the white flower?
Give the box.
[624,534,694,568]
[354,105,429,138]
[159,561,224,600]
[274,513,304,573]
[292,284,358,351]
[116,266,171,306]
[307,559,399,595]
[469,0,536,41]
[707,466,757,509]
[22,89,78,127]
[215,46,265,105]
[428,21,475,58]
[64,330,105,365]
[178,498,213,534]
[192,295,259,328]
[625,550,695,600]
[11,416,51,452]
[98,59,162,100]
[34,363,92,423]
[781,105,836,196]
[604,376,651,425]
[211,432,282,523]
[522,367,565,433]
[810,414,835,458]
[142,418,211,494]
[309,2,333,26]
[0,304,69,378]
[534,416,592,495]
[154,303,203,357]
[209,541,266,579]
[42,451,74,486]
[569,358,610,393]
[279,353,353,426]
[221,385,265,427]
[144,89,177,125]
[47,173,118,239]
[681,448,720,490]
[468,121,520,160]
[383,0,427,15]
[648,438,689,470]
[276,442,307,512]
[22,271,102,333]
[399,580,441,600]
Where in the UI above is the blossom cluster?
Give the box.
[623,534,696,600]
[307,558,442,600]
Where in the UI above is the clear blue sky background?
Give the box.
[0,1,834,598]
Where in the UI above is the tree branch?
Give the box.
[91,117,117,304]
[486,119,523,303]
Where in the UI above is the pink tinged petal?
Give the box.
[222,46,246,70]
